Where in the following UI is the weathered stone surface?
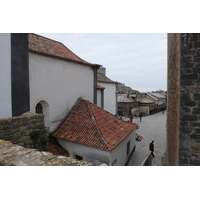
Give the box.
[167,33,200,166]
[0,113,47,150]
[0,139,93,166]
[180,114,198,121]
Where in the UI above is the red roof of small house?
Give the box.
[96,85,105,90]
[48,140,69,157]
[53,99,137,151]
[28,33,102,68]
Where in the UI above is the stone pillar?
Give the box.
[179,33,200,166]
[11,33,30,116]
[167,33,200,166]
[167,33,180,166]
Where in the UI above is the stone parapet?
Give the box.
[0,112,47,150]
[0,139,92,166]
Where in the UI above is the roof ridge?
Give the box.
[85,100,108,147]
[29,33,64,45]
[29,33,102,68]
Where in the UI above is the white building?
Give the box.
[0,33,102,133]
[97,67,117,115]
[150,92,167,110]
[53,99,137,166]
[1,33,138,165]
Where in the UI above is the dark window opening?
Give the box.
[127,141,130,155]
[75,154,83,160]
[35,103,43,114]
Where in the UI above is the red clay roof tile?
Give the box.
[53,99,137,151]
[28,33,102,68]
[48,140,69,157]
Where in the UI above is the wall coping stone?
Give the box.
[0,139,93,166]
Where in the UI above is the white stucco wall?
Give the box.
[108,129,136,166]
[97,82,116,115]
[29,53,94,132]
[57,128,136,166]
[0,33,12,118]
[139,106,149,115]
[57,139,111,165]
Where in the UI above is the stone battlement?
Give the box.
[0,139,92,166]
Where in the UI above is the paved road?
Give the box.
[126,111,167,166]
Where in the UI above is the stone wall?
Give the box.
[0,139,92,166]
[167,33,180,165]
[179,33,200,166]
[0,112,47,150]
[167,33,200,166]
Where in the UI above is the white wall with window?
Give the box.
[97,82,117,115]
[35,100,50,129]
[57,128,136,166]
[29,53,94,133]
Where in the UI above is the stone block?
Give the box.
[181,100,196,107]
[194,41,200,48]
[190,134,200,140]
[189,159,200,166]
[192,108,200,114]
[191,122,200,127]
[180,114,198,121]
[180,93,191,100]
[181,74,198,80]
[181,80,196,86]
[179,157,189,165]
[193,93,200,100]
[193,57,200,62]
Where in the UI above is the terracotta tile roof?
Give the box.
[97,72,117,84]
[53,99,137,151]
[97,85,105,90]
[28,33,101,68]
[48,140,69,157]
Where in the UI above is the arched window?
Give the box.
[35,103,43,114]
[34,100,50,130]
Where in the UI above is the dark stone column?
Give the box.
[11,33,30,116]
[179,33,200,166]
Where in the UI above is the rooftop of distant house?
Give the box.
[117,94,133,103]
[28,33,102,68]
[97,68,117,84]
[53,99,137,151]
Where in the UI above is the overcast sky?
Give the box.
[38,33,167,93]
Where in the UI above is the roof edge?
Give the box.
[29,49,102,68]
[86,101,109,147]
[29,33,102,68]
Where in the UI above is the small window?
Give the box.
[127,141,130,155]
[75,154,83,160]
[118,107,123,112]
[35,103,43,114]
